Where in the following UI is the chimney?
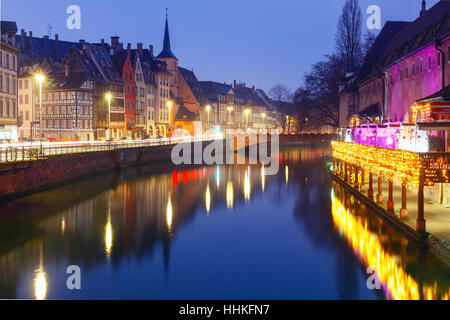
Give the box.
[43,35,49,40]
[234,80,236,88]
[55,34,59,57]
[149,45,154,56]
[79,39,86,46]
[127,43,131,55]
[420,0,426,16]
[111,36,120,52]
[21,29,26,51]
[101,38,105,45]
[252,85,255,93]
[29,31,33,51]
[137,43,143,54]
[64,63,70,77]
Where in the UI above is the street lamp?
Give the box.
[167,100,173,137]
[35,73,45,140]
[262,112,266,133]
[244,109,251,128]
[205,105,211,129]
[105,93,112,140]
[226,106,234,132]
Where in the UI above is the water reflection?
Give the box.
[205,184,211,215]
[332,183,450,300]
[226,182,234,210]
[0,147,448,299]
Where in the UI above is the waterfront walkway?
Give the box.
[0,136,216,163]
[377,177,450,245]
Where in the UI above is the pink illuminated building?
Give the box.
[339,0,450,130]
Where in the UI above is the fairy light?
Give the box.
[332,141,450,186]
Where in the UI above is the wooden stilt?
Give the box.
[377,172,383,203]
[368,172,374,200]
[354,166,359,189]
[344,162,348,182]
[417,174,426,232]
[360,168,365,191]
[400,179,408,219]
[387,177,394,212]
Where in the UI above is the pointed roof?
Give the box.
[157,12,177,59]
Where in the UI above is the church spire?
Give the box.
[157,9,177,59]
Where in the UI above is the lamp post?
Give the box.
[227,106,234,131]
[105,93,112,140]
[35,74,45,140]
[244,109,251,129]
[262,112,266,132]
[206,104,211,130]
[167,100,173,137]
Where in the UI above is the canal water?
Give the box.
[0,146,448,300]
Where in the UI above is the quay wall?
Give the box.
[0,144,176,201]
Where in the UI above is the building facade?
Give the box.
[0,21,19,142]
[340,1,450,129]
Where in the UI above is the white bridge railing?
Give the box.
[0,135,222,163]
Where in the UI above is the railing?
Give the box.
[0,135,221,164]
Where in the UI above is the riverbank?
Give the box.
[0,134,335,202]
[329,170,450,268]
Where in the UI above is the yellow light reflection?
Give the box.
[285,166,289,185]
[261,165,266,192]
[331,189,450,300]
[61,218,65,235]
[34,268,47,300]
[205,184,211,215]
[166,196,173,231]
[244,167,251,202]
[105,216,113,260]
[227,181,234,209]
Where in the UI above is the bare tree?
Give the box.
[268,84,292,103]
[336,0,363,69]
[269,84,292,133]
[362,31,377,56]
[294,54,344,128]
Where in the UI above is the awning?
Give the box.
[418,122,450,130]
[416,85,450,103]
[356,103,382,117]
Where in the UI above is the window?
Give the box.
[429,56,432,70]
[25,111,29,121]
[25,95,29,104]
[438,52,441,67]
[25,79,28,89]
[19,80,22,89]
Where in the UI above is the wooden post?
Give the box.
[349,165,353,185]
[416,173,426,232]
[354,166,359,189]
[368,172,374,200]
[360,168,365,192]
[344,162,348,182]
[387,177,394,212]
[333,158,336,173]
[377,172,383,204]
[400,179,408,219]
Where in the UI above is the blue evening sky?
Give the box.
[1,0,440,92]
